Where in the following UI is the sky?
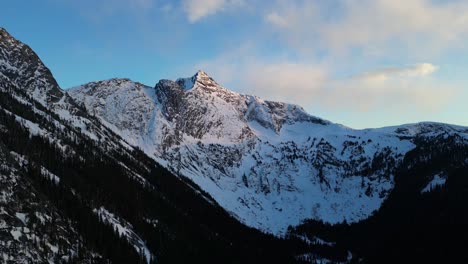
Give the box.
[1,0,467,128]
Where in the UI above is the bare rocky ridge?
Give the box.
[0,28,62,105]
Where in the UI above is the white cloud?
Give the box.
[196,48,455,114]
[241,62,328,104]
[183,0,225,22]
[406,63,439,76]
[355,63,439,83]
[246,63,452,113]
[327,63,452,112]
[182,0,245,23]
[265,0,468,55]
[265,12,289,28]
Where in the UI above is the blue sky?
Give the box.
[2,0,467,128]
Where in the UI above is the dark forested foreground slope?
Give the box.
[0,27,465,263]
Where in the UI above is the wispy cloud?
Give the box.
[182,0,245,23]
[189,0,465,115]
[196,48,456,114]
[264,0,468,55]
[264,12,289,28]
[326,63,453,112]
[354,63,439,83]
[50,0,466,126]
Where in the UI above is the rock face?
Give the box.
[68,69,468,235]
[0,28,63,105]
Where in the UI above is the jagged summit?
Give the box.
[0,27,62,105]
[193,69,215,84]
[0,27,16,42]
[73,78,143,90]
[0,27,10,37]
[73,70,221,95]
[190,69,211,80]
[176,70,223,91]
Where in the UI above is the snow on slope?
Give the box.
[421,173,447,193]
[0,27,159,261]
[0,28,63,106]
[93,207,153,263]
[68,71,467,235]
[0,146,99,263]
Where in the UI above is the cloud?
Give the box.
[195,48,456,114]
[355,63,439,83]
[264,0,468,55]
[241,62,328,105]
[244,63,452,113]
[265,12,289,28]
[326,63,452,112]
[182,0,245,23]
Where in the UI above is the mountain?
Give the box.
[0,28,309,263]
[1,27,465,263]
[69,70,467,236]
[0,28,62,105]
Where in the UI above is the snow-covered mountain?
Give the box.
[68,70,468,235]
[1,26,464,263]
[1,26,309,264]
[0,28,62,105]
[0,26,160,262]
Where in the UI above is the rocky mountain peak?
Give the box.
[176,70,223,92]
[0,27,12,39]
[89,78,136,89]
[194,69,210,80]
[0,28,62,105]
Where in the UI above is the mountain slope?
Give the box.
[0,27,308,263]
[69,70,468,235]
[0,28,62,105]
[0,143,102,263]
[290,132,468,262]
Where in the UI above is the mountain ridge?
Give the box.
[2,27,305,263]
[0,27,463,263]
[0,27,63,105]
[69,72,465,130]
[68,70,467,235]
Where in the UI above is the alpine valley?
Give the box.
[0,27,465,263]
